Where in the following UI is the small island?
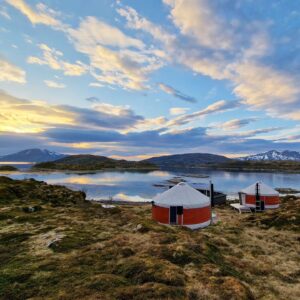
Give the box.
[33,154,158,171]
[0,165,18,171]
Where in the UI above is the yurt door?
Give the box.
[170,206,177,224]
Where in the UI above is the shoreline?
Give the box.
[90,199,152,206]
[162,166,300,174]
[30,167,159,172]
[1,165,300,174]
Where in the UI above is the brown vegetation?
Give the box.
[0,176,299,299]
[0,165,18,171]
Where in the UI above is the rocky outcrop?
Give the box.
[0,176,86,205]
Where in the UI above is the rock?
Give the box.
[276,187,300,194]
[167,177,187,184]
[22,206,42,213]
[134,223,149,233]
[0,176,14,183]
[47,235,64,248]
[135,224,143,232]
[153,184,166,187]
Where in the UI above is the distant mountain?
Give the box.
[33,154,157,171]
[142,153,231,168]
[239,150,300,161]
[0,149,66,163]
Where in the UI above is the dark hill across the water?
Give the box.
[142,153,231,168]
[33,154,157,171]
[142,153,300,171]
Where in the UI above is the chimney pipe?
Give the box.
[210,182,215,207]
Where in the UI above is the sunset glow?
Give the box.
[0,0,299,157]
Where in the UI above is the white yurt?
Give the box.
[152,182,211,229]
[239,181,280,210]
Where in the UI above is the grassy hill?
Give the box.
[0,165,18,171]
[0,176,299,299]
[33,155,158,171]
[143,153,231,168]
[143,153,300,172]
[32,153,300,172]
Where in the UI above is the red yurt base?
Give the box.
[152,204,211,229]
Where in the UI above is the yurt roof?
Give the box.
[240,181,279,196]
[153,182,210,208]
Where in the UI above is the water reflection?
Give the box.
[1,169,300,202]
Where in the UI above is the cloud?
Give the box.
[117,5,174,46]
[168,100,240,127]
[232,62,300,120]
[43,124,300,157]
[86,97,101,103]
[276,134,300,143]
[68,16,164,90]
[44,80,66,89]
[169,107,189,116]
[0,90,74,133]
[28,43,88,76]
[134,117,167,132]
[69,103,142,130]
[5,0,65,30]
[159,83,197,103]
[163,0,236,50]
[68,16,144,50]
[1,92,299,157]
[45,127,123,144]
[89,82,104,88]
[161,0,300,121]
[223,127,284,138]
[0,90,143,134]
[0,132,45,154]
[3,1,300,156]
[220,118,258,130]
[44,126,210,149]
[0,6,11,19]
[0,59,26,83]
[7,1,165,90]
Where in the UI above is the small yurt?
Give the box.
[239,181,280,211]
[152,182,211,229]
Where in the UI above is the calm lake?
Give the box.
[1,168,300,202]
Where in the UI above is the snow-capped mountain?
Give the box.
[0,149,66,162]
[239,150,300,161]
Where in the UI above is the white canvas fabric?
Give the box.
[184,219,211,229]
[153,182,210,208]
[240,181,279,196]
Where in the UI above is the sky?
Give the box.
[0,0,299,159]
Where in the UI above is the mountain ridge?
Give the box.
[238,150,300,161]
[1,149,300,166]
[0,148,66,163]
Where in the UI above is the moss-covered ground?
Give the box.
[0,176,299,299]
